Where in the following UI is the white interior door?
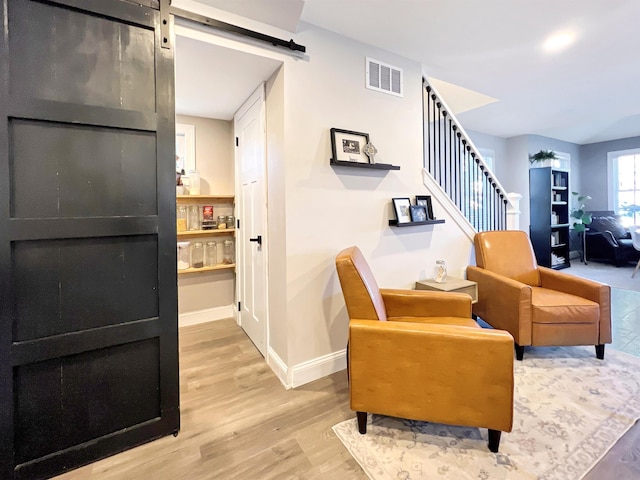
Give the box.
[235,84,268,356]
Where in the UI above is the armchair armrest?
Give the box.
[466,266,532,345]
[586,230,619,247]
[538,266,608,302]
[349,319,514,432]
[380,288,471,319]
[538,266,612,344]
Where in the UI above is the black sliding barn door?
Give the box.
[0,1,179,479]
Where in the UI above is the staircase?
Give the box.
[422,78,518,236]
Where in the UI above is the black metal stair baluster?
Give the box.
[462,141,468,221]
[426,86,432,174]
[442,110,448,195]
[453,126,459,210]
[432,94,437,177]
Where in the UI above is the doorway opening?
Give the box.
[174,27,282,358]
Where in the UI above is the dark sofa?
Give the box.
[585,211,640,266]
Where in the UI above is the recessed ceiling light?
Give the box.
[544,32,574,51]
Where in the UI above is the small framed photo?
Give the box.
[410,205,427,222]
[330,128,370,164]
[415,195,434,220]
[392,197,412,224]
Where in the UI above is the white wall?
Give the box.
[281,25,475,370]
[175,114,234,195]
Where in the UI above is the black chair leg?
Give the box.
[515,343,524,361]
[596,344,605,360]
[356,412,367,434]
[488,429,501,452]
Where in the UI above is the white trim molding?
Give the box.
[267,347,290,389]
[290,349,347,389]
[267,348,348,390]
[178,305,235,328]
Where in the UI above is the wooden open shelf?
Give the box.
[176,195,234,205]
[177,228,235,239]
[178,264,235,275]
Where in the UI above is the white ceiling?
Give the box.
[184,0,640,145]
[175,35,282,121]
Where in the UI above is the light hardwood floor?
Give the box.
[54,319,365,480]
[54,287,640,479]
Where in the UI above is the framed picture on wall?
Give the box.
[415,195,434,220]
[330,128,371,164]
[410,205,427,222]
[392,197,412,224]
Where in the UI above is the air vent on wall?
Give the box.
[366,57,403,97]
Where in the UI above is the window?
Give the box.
[609,148,640,227]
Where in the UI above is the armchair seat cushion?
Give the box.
[390,316,480,328]
[531,287,600,325]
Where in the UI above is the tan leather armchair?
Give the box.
[336,246,514,452]
[467,230,611,361]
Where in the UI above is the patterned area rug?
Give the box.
[333,346,640,480]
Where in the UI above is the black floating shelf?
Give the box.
[330,159,400,170]
[389,219,445,227]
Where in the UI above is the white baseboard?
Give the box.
[291,349,347,388]
[267,347,290,389]
[179,305,234,327]
[266,347,348,389]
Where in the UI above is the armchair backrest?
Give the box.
[474,231,541,286]
[335,246,387,321]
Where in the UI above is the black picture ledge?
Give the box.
[389,219,446,227]
[330,159,400,170]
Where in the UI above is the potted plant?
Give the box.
[570,192,592,232]
[529,149,559,167]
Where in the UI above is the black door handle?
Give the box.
[249,235,262,246]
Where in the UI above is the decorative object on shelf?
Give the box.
[205,241,217,267]
[409,205,427,222]
[363,142,378,164]
[183,170,200,195]
[392,197,412,224]
[177,205,187,232]
[223,239,234,264]
[529,149,559,168]
[570,191,592,233]
[187,205,200,231]
[433,259,447,283]
[415,195,434,220]
[330,128,371,164]
[177,241,190,270]
[190,241,204,268]
[202,205,215,230]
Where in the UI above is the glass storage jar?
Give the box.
[217,215,227,229]
[226,215,235,229]
[188,205,200,231]
[222,239,234,264]
[176,205,187,232]
[187,170,200,195]
[204,241,217,267]
[433,259,447,283]
[177,241,190,270]
[190,241,204,268]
